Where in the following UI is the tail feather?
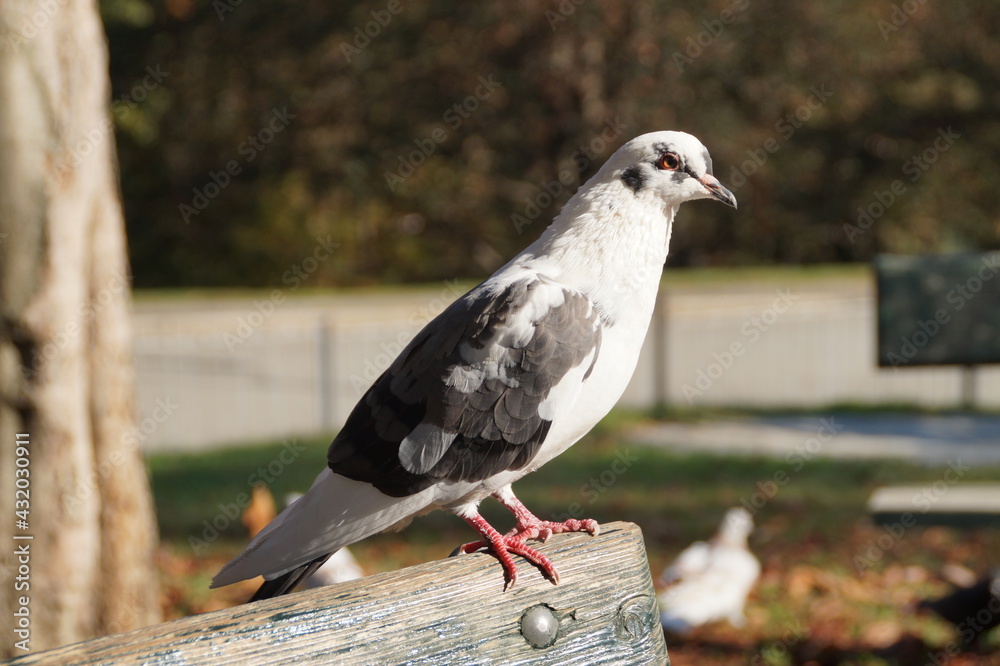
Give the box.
[211,468,436,589]
[249,553,333,602]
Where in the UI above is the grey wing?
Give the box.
[327,275,603,497]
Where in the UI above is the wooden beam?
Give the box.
[7,522,668,665]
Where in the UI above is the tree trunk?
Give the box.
[0,0,160,656]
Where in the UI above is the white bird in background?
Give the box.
[658,507,761,634]
[212,131,737,600]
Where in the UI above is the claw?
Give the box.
[458,514,562,589]
[454,490,600,589]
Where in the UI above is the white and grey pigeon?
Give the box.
[212,131,737,600]
[658,507,761,634]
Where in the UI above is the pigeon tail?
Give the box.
[249,553,334,601]
[212,468,435,588]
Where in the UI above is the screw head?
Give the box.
[521,604,559,649]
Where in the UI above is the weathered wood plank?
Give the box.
[7,521,668,665]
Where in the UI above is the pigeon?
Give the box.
[211,131,737,599]
[658,507,761,634]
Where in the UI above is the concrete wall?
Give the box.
[133,276,1000,452]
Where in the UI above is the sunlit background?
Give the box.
[97,1,1000,663]
[103,1,999,287]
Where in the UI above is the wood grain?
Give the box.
[7,521,669,665]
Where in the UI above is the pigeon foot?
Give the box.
[459,513,560,590]
[506,517,600,542]
[494,488,600,542]
[455,489,600,590]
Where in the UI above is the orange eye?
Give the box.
[657,152,680,170]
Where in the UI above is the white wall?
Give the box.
[132,276,999,452]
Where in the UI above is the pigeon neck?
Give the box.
[529,181,676,322]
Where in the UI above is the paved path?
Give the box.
[628,414,1000,465]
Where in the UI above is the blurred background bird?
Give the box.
[241,484,278,539]
[658,507,761,635]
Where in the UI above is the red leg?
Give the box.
[495,487,600,542]
[458,512,560,590]
[452,487,599,589]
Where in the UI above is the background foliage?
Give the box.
[103,0,1000,288]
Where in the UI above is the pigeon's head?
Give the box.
[609,131,737,210]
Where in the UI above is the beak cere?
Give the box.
[698,174,738,209]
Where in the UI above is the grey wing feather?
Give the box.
[327,275,603,497]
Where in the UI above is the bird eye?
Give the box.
[656,152,680,171]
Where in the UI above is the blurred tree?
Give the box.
[103,0,1000,287]
[0,0,159,655]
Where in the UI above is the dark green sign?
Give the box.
[875,253,1000,368]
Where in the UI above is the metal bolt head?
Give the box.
[521,604,559,649]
